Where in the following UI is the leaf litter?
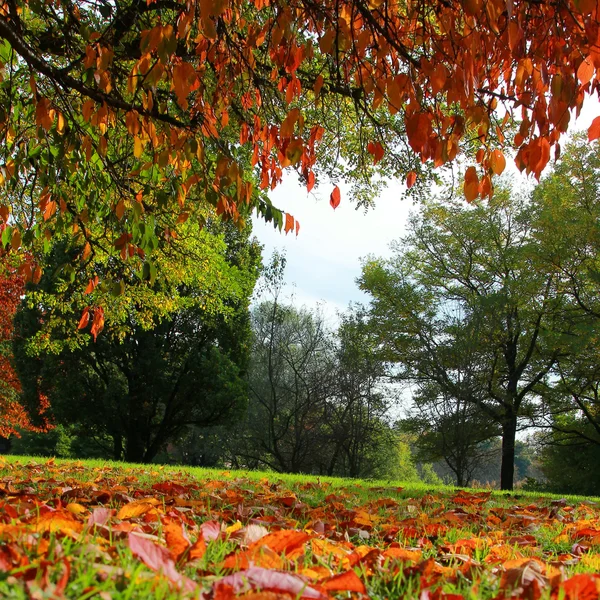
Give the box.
[1,457,600,599]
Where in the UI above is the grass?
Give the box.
[0,455,599,599]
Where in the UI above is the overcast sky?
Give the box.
[251,103,599,320]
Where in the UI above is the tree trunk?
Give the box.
[113,432,123,461]
[500,416,517,490]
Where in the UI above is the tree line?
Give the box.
[3,135,600,493]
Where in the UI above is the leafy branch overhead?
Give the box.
[1,0,600,297]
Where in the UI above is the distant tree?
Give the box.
[359,192,570,490]
[537,418,600,496]
[402,382,500,487]
[239,299,336,473]
[325,309,395,478]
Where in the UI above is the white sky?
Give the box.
[252,100,599,320]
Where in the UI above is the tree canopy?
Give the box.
[2,0,600,300]
[359,192,571,490]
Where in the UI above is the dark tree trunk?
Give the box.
[500,416,517,490]
[113,432,123,461]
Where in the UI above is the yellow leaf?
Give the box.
[117,501,156,520]
[66,503,87,516]
[225,520,242,534]
[134,136,143,158]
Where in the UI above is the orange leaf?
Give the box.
[249,530,309,556]
[35,510,83,535]
[78,307,90,330]
[321,570,366,594]
[284,213,294,234]
[489,149,506,175]
[406,171,417,189]
[588,116,600,141]
[577,56,595,85]
[464,166,479,202]
[189,535,207,561]
[117,500,155,520]
[528,137,551,180]
[164,519,190,561]
[330,185,341,209]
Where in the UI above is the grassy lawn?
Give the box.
[0,456,599,599]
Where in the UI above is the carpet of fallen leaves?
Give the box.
[1,458,600,599]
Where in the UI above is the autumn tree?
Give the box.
[2,0,600,313]
[0,263,51,438]
[359,192,570,490]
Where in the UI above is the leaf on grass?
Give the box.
[321,569,366,593]
[560,573,600,600]
[213,567,327,599]
[34,510,83,535]
[201,520,222,541]
[250,530,309,555]
[163,518,190,561]
[117,500,158,520]
[128,532,197,593]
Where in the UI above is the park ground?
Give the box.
[1,456,600,599]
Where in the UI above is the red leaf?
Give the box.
[295,220,300,236]
[330,185,341,209]
[128,533,197,593]
[560,573,600,600]
[307,170,315,193]
[367,141,385,164]
[588,116,600,141]
[406,170,417,189]
[213,567,326,599]
[200,520,221,541]
[322,570,366,594]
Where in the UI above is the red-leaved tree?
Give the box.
[0,265,51,437]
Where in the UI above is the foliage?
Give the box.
[359,191,570,490]
[0,262,51,436]
[538,419,600,496]
[401,382,501,486]
[3,456,600,599]
[2,0,600,301]
[531,136,600,453]
[226,295,403,478]
[13,222,261,462]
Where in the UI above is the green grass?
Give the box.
[1,455,599,599]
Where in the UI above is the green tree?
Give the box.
[401,381,500,487]
[531,136,600,455]
[359,192,569,490]
[14,221,261,463]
